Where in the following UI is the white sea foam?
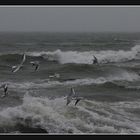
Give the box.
[26,45,140,64]
[0,94,139,133]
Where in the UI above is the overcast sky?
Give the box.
[0,6,140,32]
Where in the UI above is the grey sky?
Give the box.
[0,7,140,32]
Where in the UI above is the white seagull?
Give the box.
[30,61,40,71]
[12,53,26,73]
[66,87,84,106]
[49,73,60,79]
[0,83,8,98]
[66,87,76,106]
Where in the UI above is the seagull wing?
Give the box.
[75,99,81,106]
[30,61,35,67]
[12,66,17,69]
[71,88,77,97]
[4,86,8,93]
[35,65,39,71]
[12,65,21,73]
[93,55,98,63]
[30,61,35,64]
[68,88,74,97]
[20,54,26,65]
[0,84,7,90]
[66,96,72,105]
[66,88,75,105]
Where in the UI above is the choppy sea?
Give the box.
[0,32,140,134]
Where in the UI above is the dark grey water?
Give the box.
[0,32,140,134]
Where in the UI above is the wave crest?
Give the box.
[26,45,140,64]
[0,94,139,133]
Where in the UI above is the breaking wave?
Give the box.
[26,45,140,64]
[0,45,140,65]
[0,93,139,133]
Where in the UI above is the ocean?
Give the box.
[0,32,140,134]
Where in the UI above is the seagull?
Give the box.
[93,55,98,64]
[49,73,60,79]
[66,87,84,106]
[30,61,40,71]
[12,53,26,73]
[66,87,76,106]
[0,83,8,98]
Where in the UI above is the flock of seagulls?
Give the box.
[11,54,40,73]
[0,53,98,106]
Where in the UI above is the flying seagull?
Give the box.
[0,83,8,98]
[93,55,98,64]
[30,61,40,71]
[49,73,60,79]
[66,87,84,106]
[12,53,26,73]
[66,87,76,106]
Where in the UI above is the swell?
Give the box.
[26,45,140,64]
[2,70,139,91]
[0,45,140,64]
